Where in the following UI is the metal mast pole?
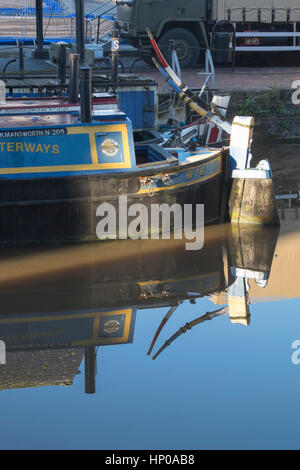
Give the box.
[75,0,85,63]
[33,0,49,59]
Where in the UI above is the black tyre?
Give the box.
[157,28,200,68]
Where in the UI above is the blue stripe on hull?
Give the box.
[0,120,137,178]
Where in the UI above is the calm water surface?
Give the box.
[0,141,299,450]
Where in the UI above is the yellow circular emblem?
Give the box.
[100,138,120,157]
[103,320,121,334]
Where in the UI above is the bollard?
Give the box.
[229,160,280,226]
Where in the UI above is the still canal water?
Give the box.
[0,143,299,450]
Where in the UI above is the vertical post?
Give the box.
[170,40,175,68]
[229,116,254,172]
[80,65,92,123]
[33,0,49,59]
[18,41,24,80]
[0,81,6,105]
[70,16,74,44]
[111,22,120,87]
[0,340,5,365]
[36,0,43,52]
[227,276,250,325]
[170,40,181,80]
[58,44,66,85]
[85,346,97,394]
[69,53,80,103]
[97,16,101,45]
[86,18,92,44]
[75,0,85,64]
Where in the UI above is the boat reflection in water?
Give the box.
[0,212,298,394]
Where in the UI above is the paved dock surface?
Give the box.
[139,66,300,92]
[0,44,300,92]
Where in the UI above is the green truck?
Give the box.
[116,0,300,67]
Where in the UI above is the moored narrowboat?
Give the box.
[0,103,226,244]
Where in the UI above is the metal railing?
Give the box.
[0,1,116,43]
[87,0,116,18]
[0,6,76,42]
[87,1,116,43]
[276,191,300,208]
[198,49,216,99]
[198,23,216,104]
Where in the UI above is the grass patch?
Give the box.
[233,88,300,117]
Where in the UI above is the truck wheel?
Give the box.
[157,28,200,68]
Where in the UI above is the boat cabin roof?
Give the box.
[4,93,116,107]
[0,94,119,116]
[0,110,127,129]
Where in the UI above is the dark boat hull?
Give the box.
[0,164,223,245]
